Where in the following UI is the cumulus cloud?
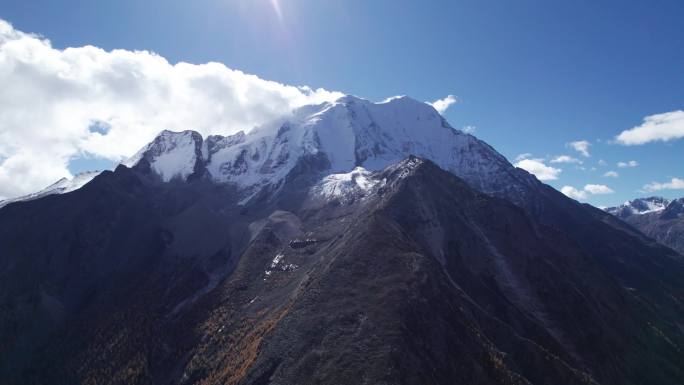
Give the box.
[561,186,587,200]
[616,110,684,145]
[0,19,343,199]
[567,140,591,157]
[550,155,582,164]
[643,177,684,192]
[429,95,458,114]
[617,160,638,168]
[514,158,562,181]
[584,184,614,194]
[561,184,614,200]
[603,171,619,178]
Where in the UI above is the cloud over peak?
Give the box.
[429,95,458,114]
[0,19,343,199]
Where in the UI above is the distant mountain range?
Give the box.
[1,96,683,385]
[606,196,684,255]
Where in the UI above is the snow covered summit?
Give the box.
[123,95,528,199]
[605,197,671,219]
[122,130,205,182]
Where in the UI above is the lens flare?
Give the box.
[270,0,283,21]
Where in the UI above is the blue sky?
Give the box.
[1,0,683,206]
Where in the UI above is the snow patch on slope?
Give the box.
[151,136,198,182]
[637,200,669,214]
[311,167,381,203]
[123,130,202,182]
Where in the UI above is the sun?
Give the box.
[270,0,283,21]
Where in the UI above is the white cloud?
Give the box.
[598,159,607,166]
[429,95,458,114]
[561,186,587,200]
[617,160,638,168]
[462,125,476,134]
[603,171,619,178]
[616,110,684,145]
[561,183,615,200]
[514,158,561,181]
[515,153,533,162]
[584,184,614,194]
[567,140,591,157]
[550,155,582,164]
[643,177,684,192]
[0,19,343,199]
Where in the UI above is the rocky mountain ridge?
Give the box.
[1,96,683,385]
[122,96,534,204]
[606,196,684,255]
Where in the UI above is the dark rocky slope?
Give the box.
[1,156,683,385]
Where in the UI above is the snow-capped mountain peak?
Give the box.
[123,130,204,182]
[660,198,684,220]
[122,95,530,202]
[605,196,671,219]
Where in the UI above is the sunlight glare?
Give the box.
[270,0,284,21]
